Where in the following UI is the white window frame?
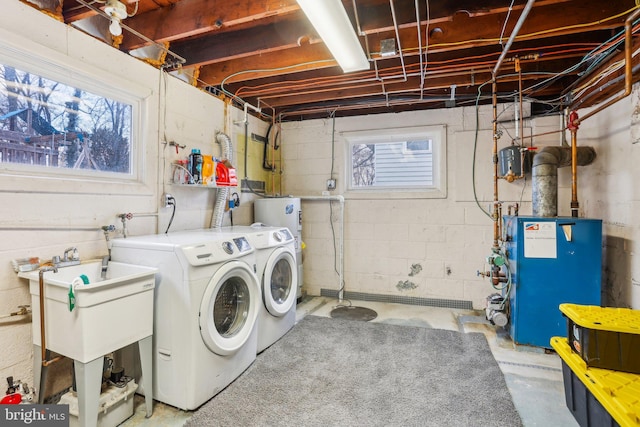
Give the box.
[0,30,152,195]
[343,125,447,200]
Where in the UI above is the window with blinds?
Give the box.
[346,126,445,197]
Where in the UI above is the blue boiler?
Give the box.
[503,216,602,348]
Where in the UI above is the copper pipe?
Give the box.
[492,79,500,250]
[522,128,564,141]
[565,7,640,217]
[38,266,61,366]
[576,7,640,124]
[42,355,64,367]
[568,111,580,217]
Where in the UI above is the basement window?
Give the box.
[344,125,446,199]
[0,63,132,175]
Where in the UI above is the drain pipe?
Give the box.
[36,266,64,403]
[532,146,596,217]
[299,195,345,302]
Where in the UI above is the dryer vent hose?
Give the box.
[217,132,232,164]
[212,132,233,228]
[212,187,230,228]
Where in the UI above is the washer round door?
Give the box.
[263,246,297,317]
[199,260,259,356]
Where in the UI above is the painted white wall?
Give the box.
[0,1,265,392]
[577,94,640,309]
[282,94,639,312]
[282,105,533,308]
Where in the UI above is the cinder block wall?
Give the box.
[281,98,640,310]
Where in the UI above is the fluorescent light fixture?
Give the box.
[297,0,370,73]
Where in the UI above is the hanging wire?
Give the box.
[499,0,517,47]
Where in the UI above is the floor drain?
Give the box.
[330,306,378,321]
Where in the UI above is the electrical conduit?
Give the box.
[299,195,345,302]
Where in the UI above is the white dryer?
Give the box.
[221,225,298,353]
[110,231,260,410]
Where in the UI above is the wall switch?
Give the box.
[326,179,336,190]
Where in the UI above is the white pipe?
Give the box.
[299,195,345,301]
[241,102,262,125]
[492,0,535,76]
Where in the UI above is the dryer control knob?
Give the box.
[273,231,283,242]
[222,241,234,254]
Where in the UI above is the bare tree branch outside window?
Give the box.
[0,64,132,173]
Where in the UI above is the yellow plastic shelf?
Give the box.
[560,304,640,334]
[551,337,640,427]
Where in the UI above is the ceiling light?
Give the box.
[296,0,369,73]
[104,0,127,36]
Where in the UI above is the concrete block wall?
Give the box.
[282,99,639,310]
[577,94,640,309]
[282,107,536,309]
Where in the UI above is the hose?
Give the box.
[211,132,233,228]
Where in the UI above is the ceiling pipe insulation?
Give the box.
[531,146,596,217]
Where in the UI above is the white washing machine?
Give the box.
[110,231,260,410]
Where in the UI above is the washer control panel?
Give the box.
[181,236,254,266]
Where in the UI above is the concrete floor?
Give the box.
[121,296,578,427]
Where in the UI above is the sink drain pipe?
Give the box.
[37,266,64,403]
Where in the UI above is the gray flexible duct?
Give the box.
[532,146,596,217]
[211,132,233,228]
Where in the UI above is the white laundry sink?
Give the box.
[19,261,157,363]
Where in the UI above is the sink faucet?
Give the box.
[63,247,79,262]
[52,247,81,268]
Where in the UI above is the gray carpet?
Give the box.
[186,315,522,427]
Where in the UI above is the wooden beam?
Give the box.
[197,43,338,86]
[120,0,300,51]
[191,0,627,86]
[357,0,573,34]
[170,15,318,67]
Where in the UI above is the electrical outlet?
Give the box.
[163,193,174,207]
[326,179,336,190]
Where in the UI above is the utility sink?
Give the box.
[19,261,157,363]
